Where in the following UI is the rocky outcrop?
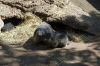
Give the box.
[0,0,100,35]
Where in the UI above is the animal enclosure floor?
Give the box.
[0,40,100,66]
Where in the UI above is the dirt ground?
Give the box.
[0,38,100,66]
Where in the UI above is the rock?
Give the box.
[0,17,4,32]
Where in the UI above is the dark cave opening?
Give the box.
[48,22,96,36]
[3,17,23,26]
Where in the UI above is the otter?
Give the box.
[33,22,69,48]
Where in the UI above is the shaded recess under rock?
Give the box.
[1,17,23,32]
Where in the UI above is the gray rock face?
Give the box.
[0,0,100,35]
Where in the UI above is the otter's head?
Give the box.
[34,28,51,42]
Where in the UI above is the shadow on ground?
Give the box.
[23,37,54,50]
